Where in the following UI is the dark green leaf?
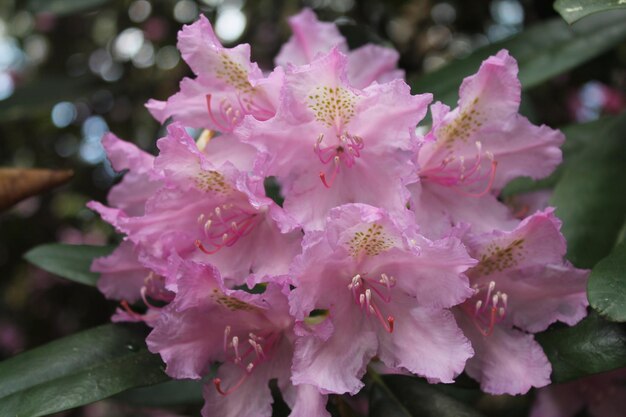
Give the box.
[24,243,114,286]
[555,0,626,24]
[115,379,204,407]
[28,0,111,16]
[411,11,626,106]
[537,313,626,383]
[550,112,626,268]
[588,240,626,322]
[501,116,612,197]
[0,76,95,123]
[369,373,485,417]
[0,324,169,417]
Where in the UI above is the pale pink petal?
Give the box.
[202,362,274,417]
[283,384,330,417]
[409,181,519,239]
[497,263,589,333]
[291,302,378,395]
[92,241,148,302]
[275,8,347,67]
[146,77,216,129]
[467,209,567,275]
[377,299,473,383]
[347,44,404,89]
[101,133,159,216]
[177,15,263,81]
[457,310,551,395]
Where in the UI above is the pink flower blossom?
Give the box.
[146,15,282,132]
[238,48,431,230]
[275,8,404,89]
[411,50,564,239]
[146,259,329,417]
[288,204,475,394]
[89,123,301,288]
[455,209,589,395]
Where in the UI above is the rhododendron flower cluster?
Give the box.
[89,9,590,417]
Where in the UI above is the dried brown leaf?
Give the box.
[0,168,74,212]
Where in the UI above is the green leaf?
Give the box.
[537,313,626,383]
[410,11,626,105]
[115,379,204,407]
[369,373,485,417]
[24,243,114,286]
[550,112,626,268]
[28,0,111,15]
[555,0,626,24]
[588,240,626,322]
[0,324,169,417]
[0,76,95,123]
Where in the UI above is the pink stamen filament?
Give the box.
[421,142,498,197]
[314,133,364,188]
[320,156,340,188]
[215,328,279,396]
[348,274,396,333]
[469,281,508,336]
[195,205,258,255]
[206,94,243,132]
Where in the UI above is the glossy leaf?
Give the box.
[588,240,626,322]
[411,11,626,105]
[28,0,111,15]
[369,373,485,417]
[537,313,626,383]
[0,324,169,417]
[115,379,204,407]
[550,112,626,268]
[555,0,626,24]
[24,243,114,286]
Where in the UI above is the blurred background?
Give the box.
[0,0,624,415]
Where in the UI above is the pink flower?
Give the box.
[146,15,282,132]
[238,48,431,230]
[531,368,626,417]
[411,50,564,239]
[89,123,301,289]
[288,204,475,394]
[146,259,329,417]
[275,8,404,89]
[455,209,589,395]
[90,133,161,302]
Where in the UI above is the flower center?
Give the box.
[314,132,364,188]
[465,280,508,336]
[420,141,497,198]
[348,273,395,333]
[195,203,258,255]
[213,325,280,395]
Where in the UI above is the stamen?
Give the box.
[206,95,238,132]
[120,300,144,321]
[213,374,249,396]
[467,281,509,337]
[140,287,162,310]
[195,239,221,255]
[223,326,231,351]
[320,156,340,188]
